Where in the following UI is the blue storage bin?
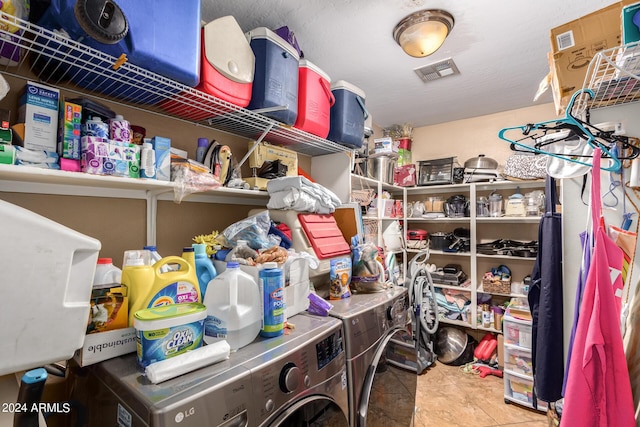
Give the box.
[246,27,299,125]
[328,80,368,148]
[37,0,200,103]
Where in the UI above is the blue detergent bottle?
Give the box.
[193,243,217,299]
[260,262,285,337]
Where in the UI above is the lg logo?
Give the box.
[174,407,195,423]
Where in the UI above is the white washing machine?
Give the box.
[312,286,417,427]
[76,314,348,427]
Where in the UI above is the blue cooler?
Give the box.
[328,80,368,148]
[37,0,201,102]
[246,27,299,125]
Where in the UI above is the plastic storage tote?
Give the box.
[503,315,533,349]
[327,80,368,148]
[0,199,101,376]
[159,16,255,120]
[294,59,334,138]
[246,27,300,125]
[504,344,533,377]
[37,0,201,102]
[504,372,548,410]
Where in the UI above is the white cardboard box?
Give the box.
[74,327,137,367]
[17,81,60,151]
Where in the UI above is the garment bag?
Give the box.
[563,149,635,426]
[527,175,563,404]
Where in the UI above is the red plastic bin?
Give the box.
[159,16,254,121]
[294,59,335,138]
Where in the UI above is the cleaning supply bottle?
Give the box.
[203,261,261,351]
[259,262,285,337]
[192,243,217,299]
[93,257,122,286]
[109,114,131,142]
[143,245,171,273]
[123,250,201,326]
[196,137,208,164]
[140,141,156,179]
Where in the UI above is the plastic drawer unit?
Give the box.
[503,315,533,349]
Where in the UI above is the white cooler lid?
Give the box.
[299,59,331,83]
[245,27,300,60]
[204,16,255,84]
[331,80,366,99]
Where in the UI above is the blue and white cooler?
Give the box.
[246,27,300,125]
[327,80,369,149]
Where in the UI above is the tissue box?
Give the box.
[17,81,60,151]
[81,137,140,177]
[151,136,171,181]
[373,137,398,154]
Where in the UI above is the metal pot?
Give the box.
[464,154,498,170]
[429,232,453,251]
[368,153,397,185]
[435,327,476,365]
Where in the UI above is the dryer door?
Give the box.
[357,329,418,426]
[268,395,349,427]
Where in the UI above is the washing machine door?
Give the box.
[358,329,417,426]
[267,395,349,427]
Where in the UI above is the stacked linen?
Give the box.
[266,176,341,213]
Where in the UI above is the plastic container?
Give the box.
[259,262,285,337]
[81,117,109,139]
[133,302,206,367]
[505,372,534,405]
[203,261,262,351]
[327,80,368,148]
[93,258,122,286]
[246,27,300,125]
[503,315,533,349]
[140,142,156,179]
[109,115,131,143]
[37,0,201,89]
[504,345,533,377]
[196,138,209,164]
[293,59,334,138]
[122,254,200,326]
[193,243,217,299]
[0,199,101,376]
[142,245,170,273]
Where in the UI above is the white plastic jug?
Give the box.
[203,261,261,351]
[93,258,122,286]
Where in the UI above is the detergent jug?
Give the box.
[123,253,200,326]
[203,261,261,351]
[193,243,217,299]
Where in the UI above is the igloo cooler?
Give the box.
[36,0,201,103]
[159,16,255,120]
[294,59,334,138]
[246,27,300,125]
[327,80,368,148]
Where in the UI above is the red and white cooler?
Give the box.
[159,16,255,120]
[294,59,335,138]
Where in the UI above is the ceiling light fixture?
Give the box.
[393,9,454,58]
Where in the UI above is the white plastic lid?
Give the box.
[245,27,300,60]
[299,59,331,83]
[113,114,124,121]
[263,262,278,269]
[88,117,103,123]
[204,16,255,84]
[331,80,366,99]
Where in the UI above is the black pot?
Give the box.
[430,232,453,251]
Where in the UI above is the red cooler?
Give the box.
[159,16,255,120]
[294,60,335,138]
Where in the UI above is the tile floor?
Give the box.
[414,362,548,427]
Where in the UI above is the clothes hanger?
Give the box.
[498,89,623,172]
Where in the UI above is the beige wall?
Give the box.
[410,103,558,166]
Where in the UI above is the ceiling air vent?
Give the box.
[414,58,459,83]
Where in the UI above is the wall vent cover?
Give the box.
[414,58,460,83]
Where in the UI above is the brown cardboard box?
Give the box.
[549,1,634,114]
[497,333,505,370]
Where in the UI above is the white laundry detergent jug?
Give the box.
[203,261,262,351]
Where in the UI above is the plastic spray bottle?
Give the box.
[192,243,217,299]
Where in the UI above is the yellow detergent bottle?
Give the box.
[123,254,201,326]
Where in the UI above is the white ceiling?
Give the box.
[201,0,616,129]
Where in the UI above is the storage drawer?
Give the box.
[504,345,533,377]
[503,316,532,349]
[504,372,548,411]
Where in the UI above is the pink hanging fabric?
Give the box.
[562,149,634,426]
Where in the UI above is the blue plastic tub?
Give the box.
[246,27,299,125]
[37,0,200,102]
[327,80,368,148]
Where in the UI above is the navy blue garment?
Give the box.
[527,176,564,404]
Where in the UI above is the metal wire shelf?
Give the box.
[0,15,350,157]
[576,41,640,112]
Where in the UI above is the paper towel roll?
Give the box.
[630,158,640,189]
[145,341,231,384]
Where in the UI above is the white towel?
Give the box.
[145,341,231,384]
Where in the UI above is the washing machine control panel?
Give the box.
[316,328,344,369]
